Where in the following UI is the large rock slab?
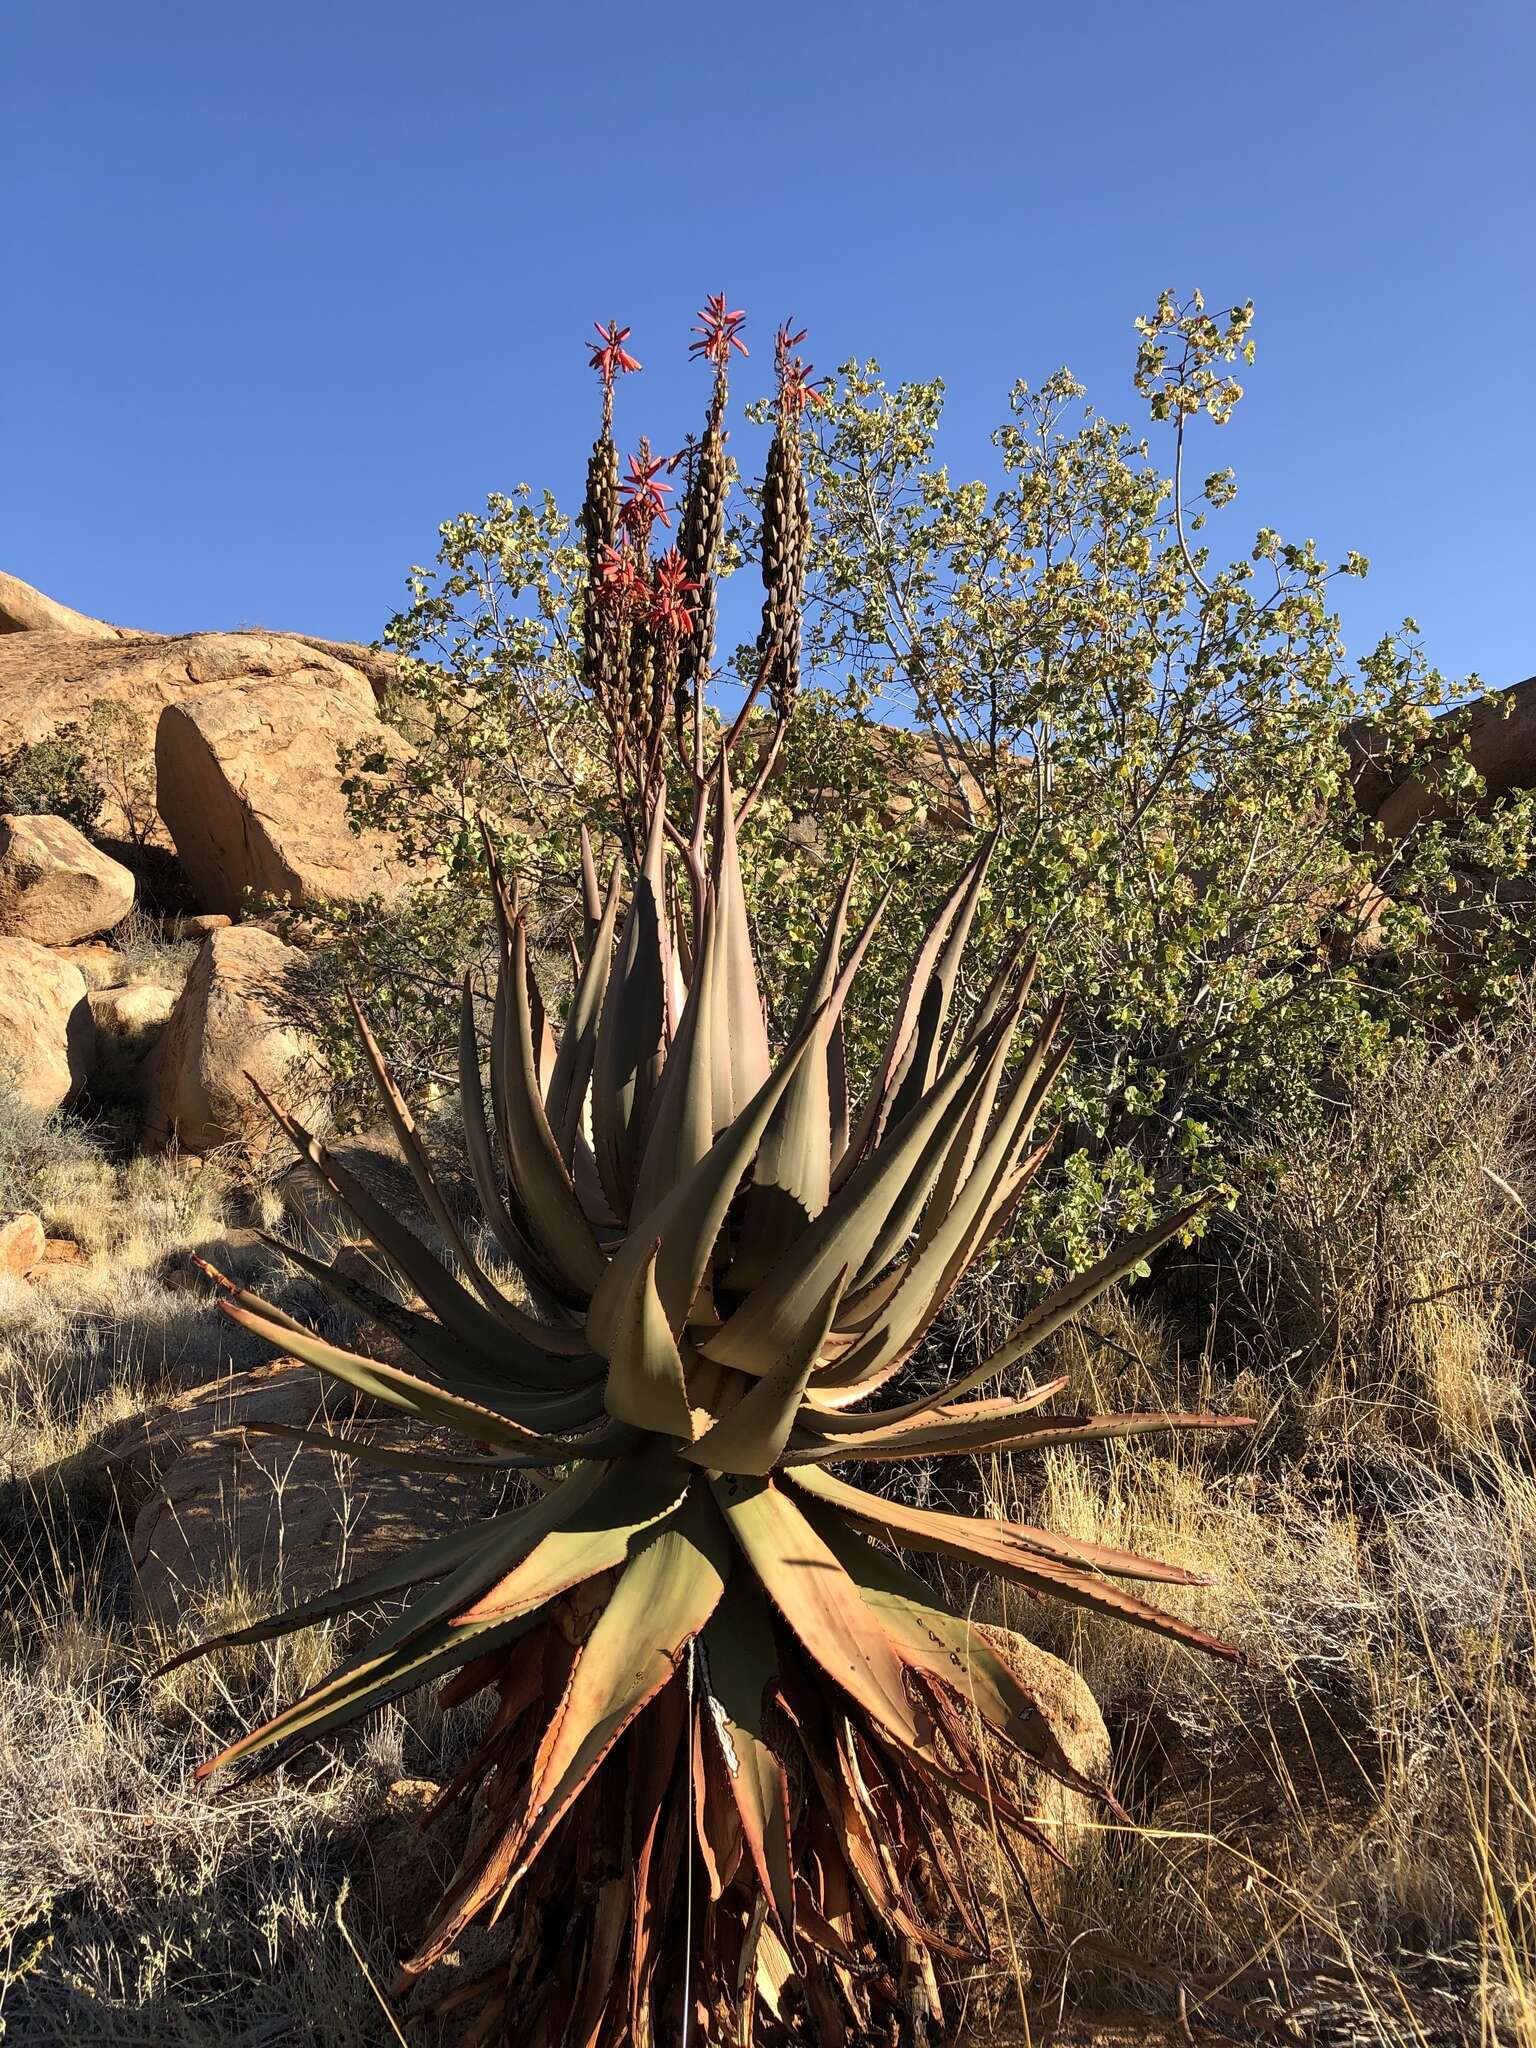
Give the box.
[142,925,324,1158]
[0,937,95,1111]
[0,584,392,841]
[100,1357,340,1522]
[155,680,413,914]
[0,813,136,943]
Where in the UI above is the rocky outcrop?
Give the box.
[0,813,136,943]
[0,575,396,844]
[142,925,323,1158]
[0,938,95,1111]
[0,571,143,641]
[155,679,412,915]
[1347,672,1536,833]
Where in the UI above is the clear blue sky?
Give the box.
[3,2,1532,689]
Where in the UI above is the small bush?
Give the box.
[0,724,105,833]
[0,1066,96,1214]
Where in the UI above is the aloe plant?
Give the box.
[173,306,1250,2044]
[172,777,1250,2044]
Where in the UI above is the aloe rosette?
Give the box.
[176,774,1247,2045]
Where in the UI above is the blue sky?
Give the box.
[3,1,1532,690]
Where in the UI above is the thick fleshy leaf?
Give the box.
[809,1136,1054,1411]
[807,1373,1069,1442]
[218,1299,614,1457]
[848,1199,1215,1425]
[548,861,622,1158]
[459,1439,693,1624]
[345,992,507,1315]
[157,1498,535,1678]
[789,1464,1212,1586]
[708,757,772,1127]
[253,1083,542,1371]
[924,990,1064,1239]
[629,881,720,1226]
[709,1473,929,1755]
[194,1460,620,1771]
[700,1575,796,1934]
[792,1465,1241,1659]
[786,1402,1253,1464]
[836,833,995,1184]
[601,1243,696,1440]
[508,1486,731,1875]
[239,1418,533,1479]
[189,1255,310,1334]
[499,917,608,1296]
[587,1013,824,1353]
[813,1026,1066,1396]
[726,867,880,1295]
[701,1032,991,1376]
[257,1231,603,1418]
[804,1505,1107,1795]
[683,1270,846,1475]
[458,974,579,1320]
[879,828,997,1137]
[848,997,1041,1295]
[592,800,671,1218]
[416,1486,731,1967]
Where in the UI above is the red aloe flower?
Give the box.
[649,548,700,641]
[594,543,647,614]
[619,450,673,538]
[690,293,749,369]
[587,319,642,386]
[776,318,828,418]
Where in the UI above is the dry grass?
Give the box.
[950,1005,1536,2044]
[0,1134,494,2045]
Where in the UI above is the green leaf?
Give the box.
[547,860,622,1157]
[601,1242,696,1439]
[511,1485,732,1872]
[592,799,671,1218]
[789,1463,1212,1586]
[709,1473,929,1755]
[700,1575,796,1935]
[683,1269,846,1476]
[793,1466,1242,1660]
[218,1299,613,1455]
[499,915,608,1295]
[702,1032,990,1376]
[587,1010,824,1353]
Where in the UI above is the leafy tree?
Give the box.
[324,292,1531,1251]
[783,290,1531,1248]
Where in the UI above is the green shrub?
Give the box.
[0,725,105,833]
